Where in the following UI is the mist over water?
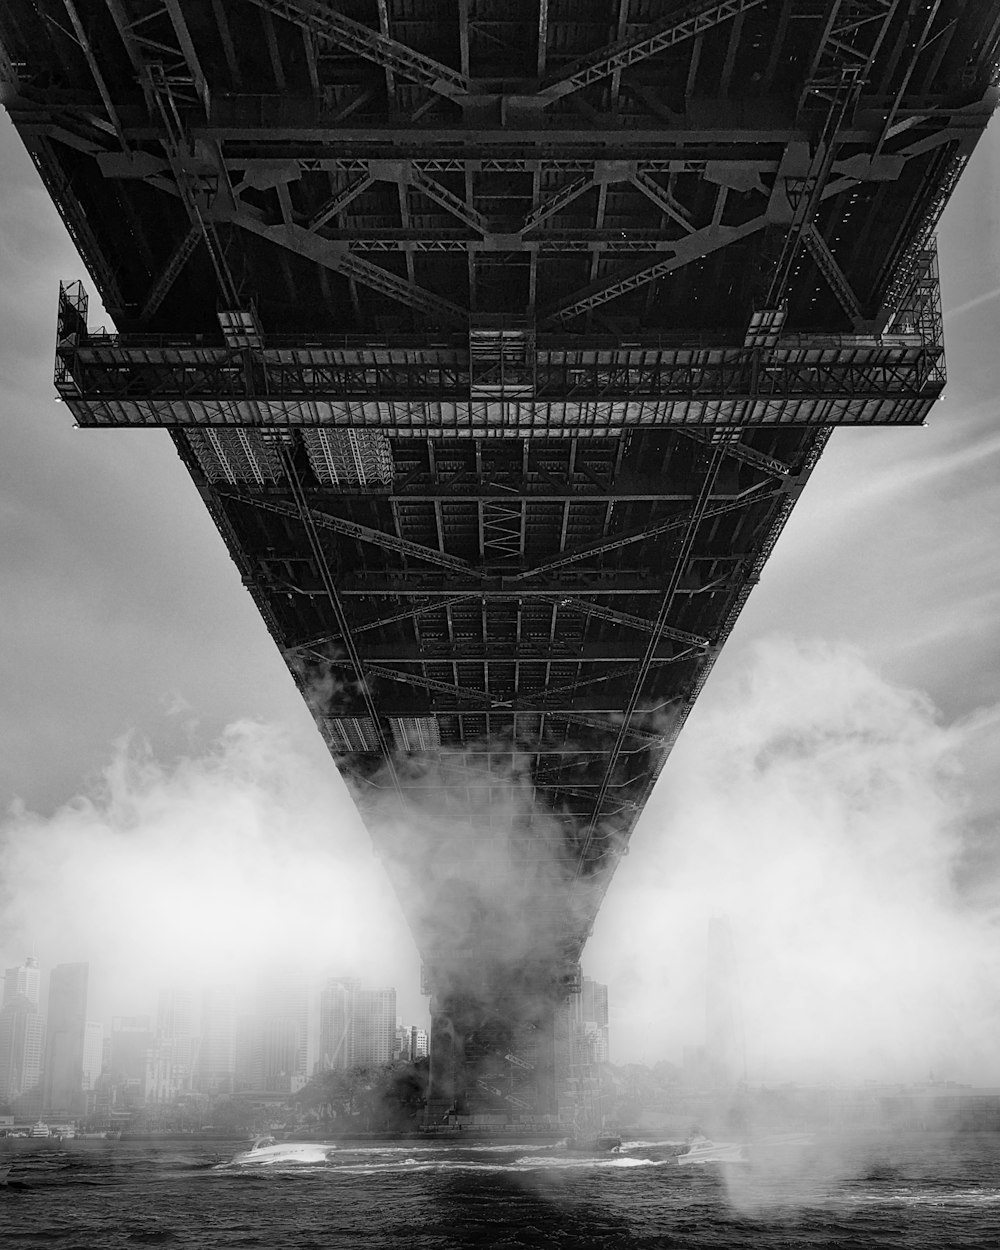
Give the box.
[1,635,997,1083]
[352,746,600,1013]
[592,636,1000,1083]
[0,720,421,1021]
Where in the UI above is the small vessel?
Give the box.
[228,1136,333,1166]
[675,1134,748,1166]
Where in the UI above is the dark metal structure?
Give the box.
[3,0,996,1126]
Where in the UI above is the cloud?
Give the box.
[0,720,420,1022]
[589,636,1000,1084]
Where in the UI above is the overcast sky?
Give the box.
[1,111,998,1081]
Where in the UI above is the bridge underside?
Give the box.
[3,0,996,1125]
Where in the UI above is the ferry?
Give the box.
[29,1122,51,1138]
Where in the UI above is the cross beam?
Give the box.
[220,489,482,579]
[801,222,867,327]
[537,0,766,103]
[233,213,469,325]
[243,0,469,101]
[138,224,201,322]
[509,486,778,582]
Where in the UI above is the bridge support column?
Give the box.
[423,986,575,1129]
[425,1000,465,1124]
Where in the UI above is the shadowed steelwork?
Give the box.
[3,0,996,1129]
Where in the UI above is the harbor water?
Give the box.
[2,1132,999,1248]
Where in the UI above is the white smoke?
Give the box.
[588,635,1000,1084]
[0,720,421,1023]
[3,638,998,1088]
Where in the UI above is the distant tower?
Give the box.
[156,986,198,1095]
[110,1016,154,1108]
[42,963,89,1117]
[3,955,40,1008]
[0,956,45,1115]
[198,988,237,1095]
[352,989,396,1066]
[81,1022,104,1094]
[253,976,310,1093]
[317,979,396,1069]
[705,917,742,1086]
[574,978,610,1064]
[317,977,359,1071]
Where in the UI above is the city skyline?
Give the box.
[0,948,471,1120]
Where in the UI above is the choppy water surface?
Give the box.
[3,1133,999,1248]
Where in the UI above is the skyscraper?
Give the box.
[352,989,396,1066]
[42,963,89,1118]
[3,955,40,1008]
[156,986,197,1094]
[110,1015,154,1108]
[318,978,358,1071]
[198,987,237,1095]
[0,987,44,1114]
[318,979,396,1070]
[573,977,610,1064]
[82,1022,104,1093]
[245,976,310,1094]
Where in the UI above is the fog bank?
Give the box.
[589,636,1000,1084]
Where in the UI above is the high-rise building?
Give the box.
[143,1045,177,1104]
[572,977,610,1064]
[82,1022,104,1092]
[42,963,89,1118]
[198,988,237,1095]
[0,990,45,1115]
[317,980,396,1070]
[243,976,310,1094]
[353,989,396,1066]
[3,955,40,1008]
[318,978,358,1071]
[410,1027,429,1061]
[156,986,197,1094]
[259,1015,302,1093]
[110,1015,154,1108]
[233,1009,259,1093]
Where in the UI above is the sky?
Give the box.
[1,109,999,1083]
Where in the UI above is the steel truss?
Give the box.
[57,323,944,432]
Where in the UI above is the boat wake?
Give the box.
[220,1138,336,1168]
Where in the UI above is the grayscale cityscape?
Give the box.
[1,952,610,1136]
[2,0,1000,1245]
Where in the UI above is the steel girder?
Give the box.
[536,0,766,103]
[138,224,202,322]
[242,0,469,102]
[58,337,942,403]
[242,0,765,109]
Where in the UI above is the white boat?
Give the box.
[28,1122,51,1139]
[675,1134,748,1166]
[228,1136,333,1166]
